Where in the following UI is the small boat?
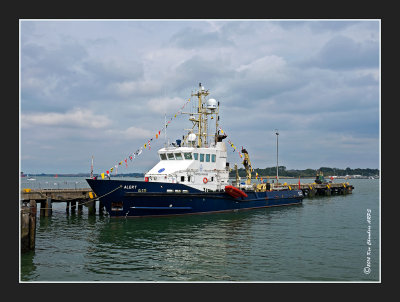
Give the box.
[224,185,248,198]
[87,83,304,217]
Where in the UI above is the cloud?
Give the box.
[304,35,379,70]
[21,108,112,129]
[147,96,186,115]
[20,20,380,173]
[169,26,235,49]
[106,126,154,140]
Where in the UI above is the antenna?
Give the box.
[90,155,94,178]
[275,129,279,183]
[164,113,167,147]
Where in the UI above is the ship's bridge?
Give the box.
[144,142,229,190]
[146,146,218,178]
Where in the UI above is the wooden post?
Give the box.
[40,200,46,216]
[21,204,30,253]
[66,201,70,214]
[71,201,76,214]
[88,200,96,216]
[325,188,331,196]
[44,196,52,217]
[29,200,37,250]
[78,201,83,214]
[309,188,316,198]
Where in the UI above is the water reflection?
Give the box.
[83,207,298,281]
[20,250,37,281]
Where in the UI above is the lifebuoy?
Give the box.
[203,177,208,184]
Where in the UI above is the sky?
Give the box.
[20,20,380,174]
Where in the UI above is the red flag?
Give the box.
[125,158,128,168]
[298,177,301,189]
[106,170,109,175]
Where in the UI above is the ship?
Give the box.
[86,83,304,217]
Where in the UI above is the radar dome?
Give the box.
[207,98,217,110]
[188,133,196,142]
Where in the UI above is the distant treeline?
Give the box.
[229,166,380,178]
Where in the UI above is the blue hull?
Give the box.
[86,179,304,217]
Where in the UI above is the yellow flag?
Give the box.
[101,173,105,179]
[144,144,147,148]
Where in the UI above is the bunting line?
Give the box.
[99,97,192,177]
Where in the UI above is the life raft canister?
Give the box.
[203,177,208,184]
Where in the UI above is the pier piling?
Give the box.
[78,201,83,214]
[21,200,37,253]
[21,205,30,252]
[71,201,76,214]
[308,188,316,198]
[66,201,70,214]
[88,200,96,216]
[39,198,52,217]
[45,197,52,216]
[29,200,37,250]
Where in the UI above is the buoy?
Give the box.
[203,177,208,184]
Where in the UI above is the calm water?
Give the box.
[20,177,380,282]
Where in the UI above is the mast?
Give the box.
[275,129,279,183]
[198,84,202,147]
[191,83,209,148]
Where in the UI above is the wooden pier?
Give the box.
[20,188,103,253]
[20,188,103,216]
[269,182,354,197]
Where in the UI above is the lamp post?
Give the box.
[275,129,279,183]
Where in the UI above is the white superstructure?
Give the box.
[144,83,230,191]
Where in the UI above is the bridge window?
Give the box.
[167,153,175,160]
[200,153,204,162]
[212,154,216,162]
[194,153,198,160]
[160,153,167,160]
[181,176,185,182]
[175,153,183,160]
[206,154,210,162]
[184,152,193,160]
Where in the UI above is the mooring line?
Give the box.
[22,185,123,210]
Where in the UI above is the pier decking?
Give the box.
[20,188,101,217]
[271,182,354,197]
